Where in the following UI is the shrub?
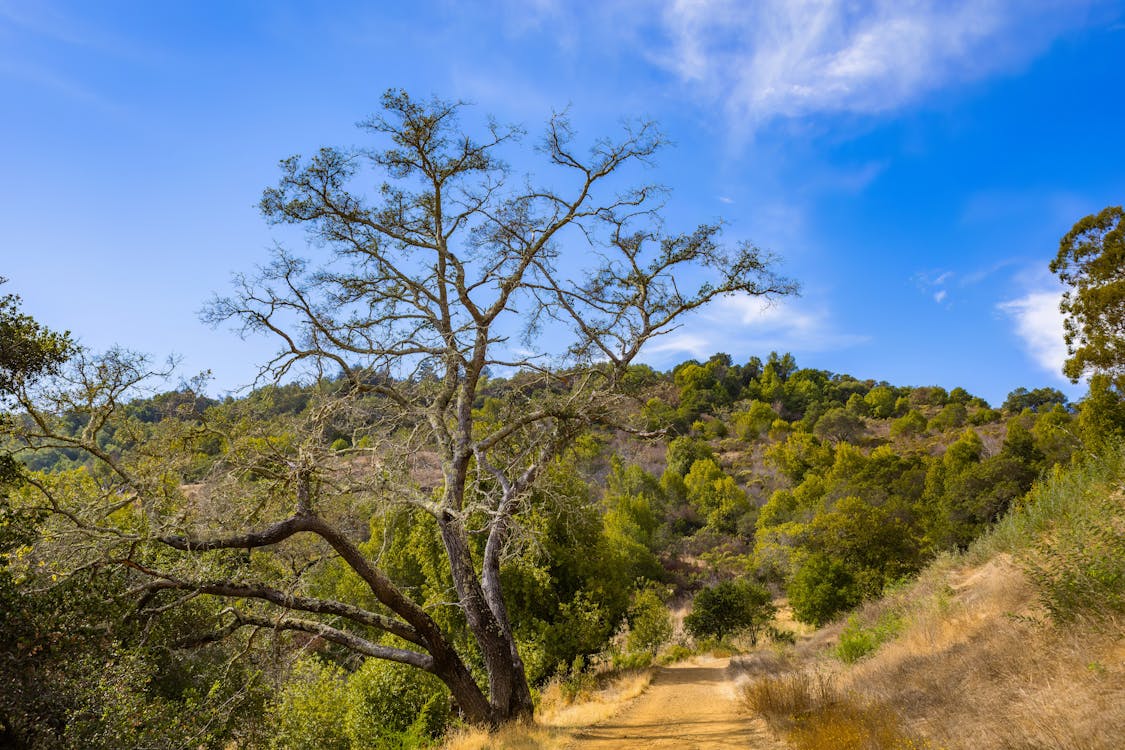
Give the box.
[834,612,904,663]
[345,659,449,747]
[744,672,933,750]
[890,410,927,439]
[787,553,864,626]
[975,444,1125,624]
[269,660,350,750]
[625,586,673,656]
[685,579,776,644]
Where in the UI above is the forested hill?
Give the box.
[0,345,1089,748]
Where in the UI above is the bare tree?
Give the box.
[8,91,795,726]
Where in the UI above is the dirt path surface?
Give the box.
[567,656,782,749]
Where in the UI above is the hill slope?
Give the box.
[738,447,1125,749]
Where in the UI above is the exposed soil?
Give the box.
[567,656,783,749]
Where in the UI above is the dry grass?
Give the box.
[441,722,570,750]
[742,670,935,749]
[741,542,1123,749]
[831,555,1125,749]
[440,669,653,750]
[535,669,652,728]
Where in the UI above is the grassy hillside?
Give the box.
[739,445,1125,749]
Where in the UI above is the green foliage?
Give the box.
[1078,374,1125,445]
[684,578,776,643]
[834,611,904,663]
[683,458,752,533]
[969,406,1002,425]
[1051,204,1125,383]
[665,436,715,477]
[909,386,948,407]
[928,402,967,431]
[765,431,833,484]
[864,386,898,419]
[346,660,448,747]
[733,400,778,440]
[983,445,1125,624]
[0,279,74,401]
[269,660,350,750]
[890,409,927,438]
[1002,386,1068,414]
[788,553,863,627]
[625,585,673,656]
[499,461,660,684]
[813,407,865,443]
[845,393,869,416]
[270,658,448,750]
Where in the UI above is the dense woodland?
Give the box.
[1,94,1122,749]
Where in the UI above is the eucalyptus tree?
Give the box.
[8,91,795,726]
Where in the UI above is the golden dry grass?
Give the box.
[830,554,1124,750]
[742,670,935,750]
[740,551,1124,749]
[440,669,653,750]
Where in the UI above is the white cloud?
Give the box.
[652,0,1103,131]
[997,289,1069,379]
[642,293,867,363]
[914,268,954,303]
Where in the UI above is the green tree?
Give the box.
[7,94,798,727]
[890,409,928,438]
[684,579,776,644]
[1002,387,1068,414]
[1050,205,1125,382]
[625,586,673,656]
[683,458,753,533]
[929,402,967,431]
[864,386,898,419]
[1051,205,1125,442]
[788,553,862,627]
[812,407,865,444]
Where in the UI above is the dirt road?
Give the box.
[567,656,782,749]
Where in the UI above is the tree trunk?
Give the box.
[437,511,535,723]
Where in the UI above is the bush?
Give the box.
[890,410,927,439]
[787,554,863,626]
[685,579,776,644]
[269,660,350,750]
[834,612,904,663]
[346,659,449,747]
[625,586,673,656]
[975,445,1125,623]
[269,658,449,750]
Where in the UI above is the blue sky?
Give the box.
[2,0,1124,406]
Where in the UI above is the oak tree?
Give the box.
[1051,205,1125,382]
[7,92,795,726]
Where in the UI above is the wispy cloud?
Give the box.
[642,293,867,362]
[650,0,1104,132]
[914,269,955,305]
[997,289,1069,379]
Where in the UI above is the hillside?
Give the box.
[738,446,1125,749]
[1,339,1116,749]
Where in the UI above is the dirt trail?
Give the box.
[567,656,782,749]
